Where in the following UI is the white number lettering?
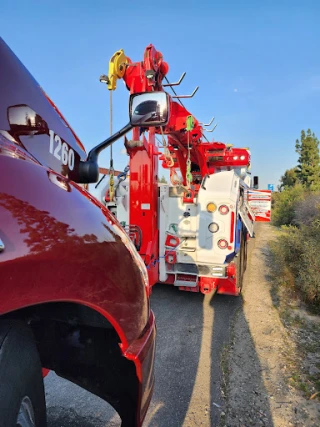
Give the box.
[53,135,62,160]
[49,130,76,172]
[49,129,54,154]
[68,149,75,171]
[61,142,68,165]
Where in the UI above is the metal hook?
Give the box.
[199,117,215,127]
[171,86,199,99]
[162,72,186,87]
[204,123,218,132]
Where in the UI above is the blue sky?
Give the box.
[2,0,320,190]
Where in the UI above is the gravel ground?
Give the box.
[45,275,241,426]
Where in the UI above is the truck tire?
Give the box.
[242,227,248,272]
[0,321,47,427]
[235,253,243,291]
[236,230,246,292]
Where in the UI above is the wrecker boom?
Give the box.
[104,44,251,185]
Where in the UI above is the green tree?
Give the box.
[295,129,320,189]
[278,167,298,191]
[158,175,168,184]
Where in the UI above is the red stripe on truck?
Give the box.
[230,211,235,243]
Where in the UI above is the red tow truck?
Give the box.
[95,45,271,296]
[0,38,156,427]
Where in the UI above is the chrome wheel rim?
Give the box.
[16,396,35,427]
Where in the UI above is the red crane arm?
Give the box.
[107,44,251,181]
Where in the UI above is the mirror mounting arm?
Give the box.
[78,122,133,184]
[87,122,132,163]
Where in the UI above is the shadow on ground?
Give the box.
[46,231,276,426]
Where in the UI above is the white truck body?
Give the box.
[95,169,255,288]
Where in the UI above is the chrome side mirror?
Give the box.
[129,92,170,127]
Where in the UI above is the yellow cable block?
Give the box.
[107,49,129,90]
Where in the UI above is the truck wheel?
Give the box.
[0,321,47,427]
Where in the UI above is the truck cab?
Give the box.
[0,37,155,427]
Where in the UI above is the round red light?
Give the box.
[219,205,229,215]
[226,263,236,277]
[218,239,228,249]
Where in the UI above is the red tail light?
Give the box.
[219,205,229,215]
[218,239,228,249]
[226,262,236,277]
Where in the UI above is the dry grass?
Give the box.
[269,233,320,400]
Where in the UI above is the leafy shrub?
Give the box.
[280,224,320,311]
[273,193,320,311]
[272,184,306,226]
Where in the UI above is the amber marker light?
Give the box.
[207,202,217,213]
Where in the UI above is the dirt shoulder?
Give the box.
[222,223,320,427]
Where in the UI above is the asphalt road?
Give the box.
[45,284,242,426]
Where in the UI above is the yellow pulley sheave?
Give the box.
[107,49,129,91]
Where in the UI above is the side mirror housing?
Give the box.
[77,123,132,184]
[129,92,170,127]
[253,176,259,189]
[75,91,170,184]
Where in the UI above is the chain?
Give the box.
[170,167,182,186]
[160,127,174,167]
[159,127,184,186]
[185,115,194,189]
[186,130,192,189]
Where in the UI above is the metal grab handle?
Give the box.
[162,72,186,87]
[204,124,218,132]
[201,174,210,190]
[172,86,199,99]
[200,117,215,127]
